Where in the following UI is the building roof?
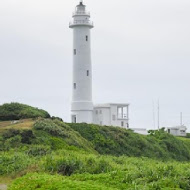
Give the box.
[167,125,187,130]
[130,128,147,131]
[94,103,129,108]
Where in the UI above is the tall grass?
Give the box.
[1,118,190,189]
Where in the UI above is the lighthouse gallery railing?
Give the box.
[69,20,93,26]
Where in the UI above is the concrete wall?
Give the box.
[110,105,129,128]
[72,26,92,103]
[93,107,111,126]
[72,110,93,123]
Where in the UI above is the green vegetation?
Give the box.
[0,103,50,121]
[9,173,112,190]
[8,159,190,190]
[1,103,190,189]
[68,123,190,161]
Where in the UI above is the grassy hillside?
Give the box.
[68,123,190,161]
[0,103,50,121]
[0,119,95,153]
[0,119,35,135]
[1,116,190,189]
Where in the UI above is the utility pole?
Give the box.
[180,112,183,126]
[158,99,160,130]
[152,101,156,129]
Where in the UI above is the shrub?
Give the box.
[0,102,50,121]
[0,153,33,175]
[57,159,83,176]
[44,156,83,176]
[44,153,114,176]
[4,135,22,150]
[9,173,111,190]
[33,119,67,137]
[51,116,63,122]
[2,129,20,140]
[26,145,51,157]
[1,129,35,150]
[93,159,112,174]
[21,130,35,144]
[33,119,95,153]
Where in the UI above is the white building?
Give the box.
[69,1,129,129]
[93,104,129,128]
[130,128,148,135]
[167,125,187,137]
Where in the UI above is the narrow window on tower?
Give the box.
[74,83,76,89]
[86,35,88,41]
[87,70,89,76]
[74,49,76,55]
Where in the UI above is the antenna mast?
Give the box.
[152,101,156,129]
[158,99,160,130]
[180,112,183,126]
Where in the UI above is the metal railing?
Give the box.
[117,114,128,119]
[73,11,90,16]
[69,20,93,26]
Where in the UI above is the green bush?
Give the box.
[0,153,33,175]
[57,159,83,176]
[0,103,50,121]
[44,156,84,176]
[33,119,95,153]
[4,135,22,150]
[43,153,114,176]
[21,130,35,144]
[25,145,51,157]
[2,129,20,140]
[33,119,67,137]
[1,129,35,150]
[8,173,112,190]
[51,116,63,122]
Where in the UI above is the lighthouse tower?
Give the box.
[69,0,94,124]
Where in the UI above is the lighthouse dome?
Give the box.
[76,1,86,11]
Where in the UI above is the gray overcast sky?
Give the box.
[0,0,190,130]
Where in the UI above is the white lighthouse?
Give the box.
[69,1,130,129]
[69,0,94,124]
